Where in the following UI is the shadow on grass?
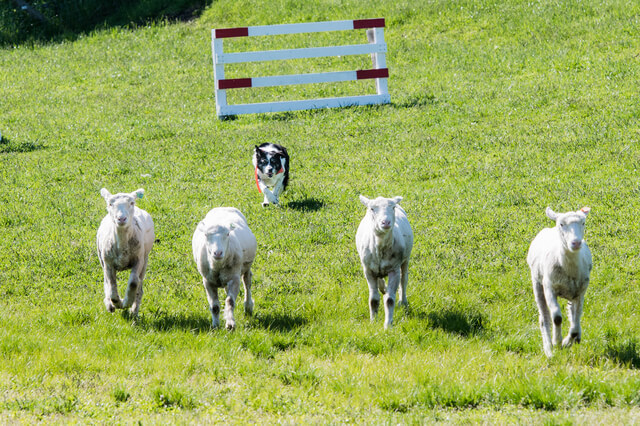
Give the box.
[0,137,44,154]
[604,339,640,369]
[407,306,485,337]
[1,0,213,46]
[248,312,308,332]
[286,197,325,212]
[393,93,439,109]
[136,310,211,332]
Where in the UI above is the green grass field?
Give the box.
[2,0,640,422]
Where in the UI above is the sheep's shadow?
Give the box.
[136,311,212,333]
[247,312,308,332]
[0,136,44,154]
[134,310,307,333]
[603,339,640,369]
[407,306,485,337]
[286,197,325,212]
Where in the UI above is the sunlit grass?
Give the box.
[1,0,640,422]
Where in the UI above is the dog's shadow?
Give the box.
[286,197,325,212]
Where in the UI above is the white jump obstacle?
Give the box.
[211,18,390,119]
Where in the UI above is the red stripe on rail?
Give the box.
[218,78,253,89]
[214,27,249,38]
[353,18,385,29]
[356,68,389,80]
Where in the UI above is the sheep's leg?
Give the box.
[103,266,122,312]
[533,278,552,358]
[224,276,241,330]
[123,263,141,311]
[383,268,401,330]
[129,260,147,317]
[203,279,220,328]
[365,270,381,321]
[242,269,254,316]
[542,278,562,348]
[399,259,409,307]
[563,294,584,347]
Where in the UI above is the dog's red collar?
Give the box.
[255,166,284,193]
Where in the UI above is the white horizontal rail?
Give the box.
[213,18,385,38]
[216,43,386,64]
[253,70,359,87]
[218,94,390,116]
[218,68,388,89]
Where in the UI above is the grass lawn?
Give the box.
[1,0,640,422]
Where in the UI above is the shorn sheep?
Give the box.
[97,188,155,316]
[192,207,257,330]
[527,207,592,358]
[356,195,413,329]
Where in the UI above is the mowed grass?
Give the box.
[1,0,640,422]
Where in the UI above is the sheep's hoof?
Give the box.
[104,298,117,312]
[562,335,578,348]
[245,303,254,316]
[226,321,236,331]
[261,202,270,208]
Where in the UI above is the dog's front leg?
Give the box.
[256,180,275,206]
[271,179,284,204]
[262,188,278,206]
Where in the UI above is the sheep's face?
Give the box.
[101,188,144,228]
[546,207,590,252]
[201,224,235,262]
[360,195,403,235]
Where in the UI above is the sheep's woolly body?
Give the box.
[527,207,592,358]
[192,207,257,330]
[97,188,154,316]
[356,196,413,329]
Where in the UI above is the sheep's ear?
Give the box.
[100,188,111,201]
[132,188,144,199]
[545,207,558,221]
[196,221,207,234]
[392,196,403,205]
[359,195,370,207]
[580,207,591,217]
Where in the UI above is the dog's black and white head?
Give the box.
[253,143,288,179]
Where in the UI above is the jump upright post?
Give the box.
[211,18,390,119]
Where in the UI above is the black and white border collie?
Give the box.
[252,143,290,207]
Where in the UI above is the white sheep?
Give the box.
[356,195,414,329]
[97,188,155,316]
[527,207,592,358]
[192,207,257,330]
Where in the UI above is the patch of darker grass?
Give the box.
[151,386,195,410]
